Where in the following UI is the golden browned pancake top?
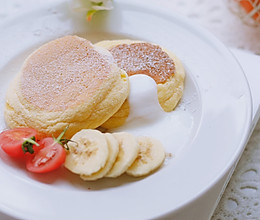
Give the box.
[20,36,112,111]
[109,42,175,84]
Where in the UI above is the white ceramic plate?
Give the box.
[0,0,252,219]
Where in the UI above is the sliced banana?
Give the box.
[80,133,119,181]
[64,129,109,176]
[126,136,165,177]
[105,132,139,178]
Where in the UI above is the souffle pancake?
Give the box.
[4,36,129,138]
[96,39,185,129]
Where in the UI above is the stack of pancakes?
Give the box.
[4,36,185,137]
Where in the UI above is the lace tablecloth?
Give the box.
[1,0,260,219]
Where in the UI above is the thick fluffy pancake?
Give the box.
[96,39,185,129]
[4,36,129,138]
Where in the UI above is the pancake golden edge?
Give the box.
[96,39,185,129]
[4,36,129,138]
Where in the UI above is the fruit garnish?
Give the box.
[22,136,39,154]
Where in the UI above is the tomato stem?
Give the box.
[56,126,68,143]
[53,125,72,150]
[22,136,39,154]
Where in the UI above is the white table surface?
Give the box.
[1,0,260,219]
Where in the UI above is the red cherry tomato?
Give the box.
[26,137,66,173]
[0,128,38,158]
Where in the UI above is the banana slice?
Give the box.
[64,129,109,176]
[80,133,119,181]
[106,132,139,178]
[126,136,165,177]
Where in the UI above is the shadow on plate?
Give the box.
[27,166,145,191]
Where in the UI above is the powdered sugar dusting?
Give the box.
[20,36,112,111]
[110,43,175,84]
